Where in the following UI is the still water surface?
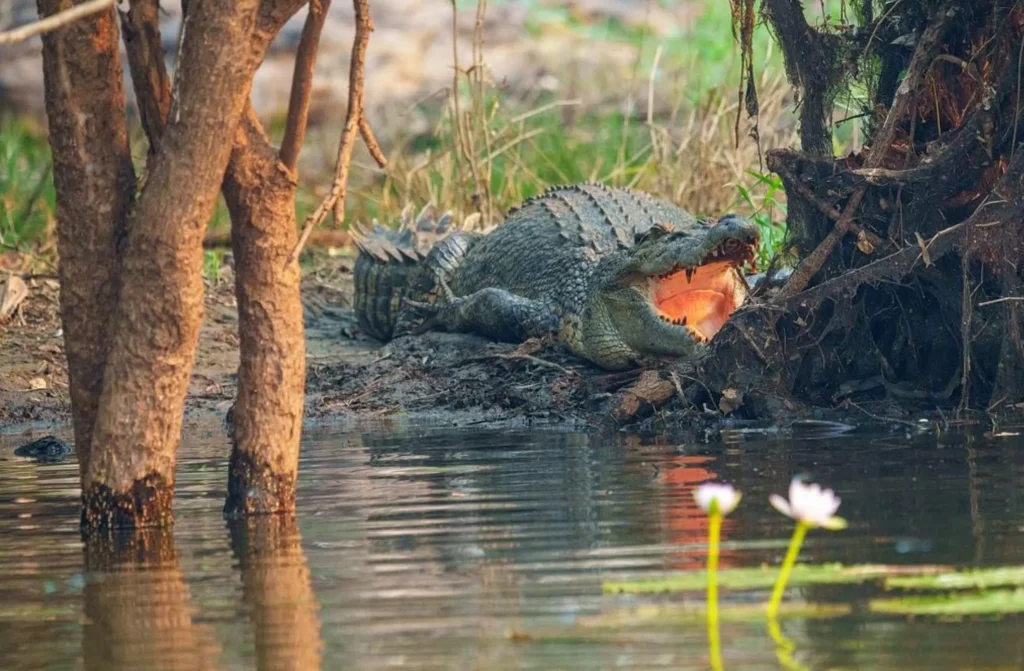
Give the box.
[1,420,1023,670]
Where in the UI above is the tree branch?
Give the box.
[279,0,332,172]
[118,0,171,152]
[289,0,382,264]
[360,115,387,169]
[761,0,836,157]
[1,0,113,45]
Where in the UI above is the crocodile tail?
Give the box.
[352,204,455,340]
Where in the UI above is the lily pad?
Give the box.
[870,589,1024,617]
[884,566,1024,592]
[602,563,950,595]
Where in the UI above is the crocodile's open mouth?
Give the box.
[649,240,757,342]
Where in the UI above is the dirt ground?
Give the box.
[0,255,701,435]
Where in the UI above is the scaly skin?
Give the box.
[352,183,761,370]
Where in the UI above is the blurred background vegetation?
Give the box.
[0,0,853,277]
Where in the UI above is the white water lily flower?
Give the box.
[694,483,742,516]
[770,477,847,530]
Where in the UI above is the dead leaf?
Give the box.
[718,387,744,414]
[629,370,675,404]
[611,371,674,422]
[28,377,47,391]
[0,275,29,322]
[512,337,544,356]
[856,229,875,254]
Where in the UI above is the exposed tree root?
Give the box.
[691,0,1024,419]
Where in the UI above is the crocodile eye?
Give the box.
[634,223,675,245]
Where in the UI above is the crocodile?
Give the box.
[352,183,761,371]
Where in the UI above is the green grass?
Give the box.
[0,117,56,253]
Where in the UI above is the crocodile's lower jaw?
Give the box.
[649,261,747,341]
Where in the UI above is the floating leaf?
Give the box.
[885,566,1024,592]
[870,589,1024,617]
[602,563,950,594]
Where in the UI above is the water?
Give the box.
[2,420,1023,670]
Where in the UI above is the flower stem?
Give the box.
[767,521,809,618]
[707,511,724,671]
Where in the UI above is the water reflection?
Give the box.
[82,529,221,670]
[2,423,1024,669]
[228,515,323,671]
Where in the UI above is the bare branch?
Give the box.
[0,0,113,46]
[279,0,332,172]
[360,115,388,169]
[289,0,383,264]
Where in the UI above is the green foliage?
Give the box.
[0,118,56,251]
[735,169,790,268]
[202,249,225,283]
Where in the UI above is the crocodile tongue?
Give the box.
[651,261,745,341]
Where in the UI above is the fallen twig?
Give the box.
[288,0,384,264]
[0,0,113,45]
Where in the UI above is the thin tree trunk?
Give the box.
[222,108,306,516]
[82,0,264,530]
[36,0,136,482]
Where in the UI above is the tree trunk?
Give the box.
[81,0,264,530]
[222,108,306,517]
[229,515,323,669]
[36,0,136,482]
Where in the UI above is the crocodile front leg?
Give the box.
[407,285,561,343]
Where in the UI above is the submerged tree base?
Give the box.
[224,448,298,518]
[80,472,175,531]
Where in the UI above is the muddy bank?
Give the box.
[2,257,918,445]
